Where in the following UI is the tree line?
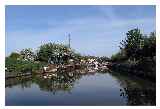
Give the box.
[111,28,155,63]
[5,43,81,73]
[110,28,156,81]
[6,28,156,77]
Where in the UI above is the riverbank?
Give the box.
[108,60,156,82]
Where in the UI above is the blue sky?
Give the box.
[5,5,156,57]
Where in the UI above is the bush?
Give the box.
[111,51,127,62]
[5,57,44,73]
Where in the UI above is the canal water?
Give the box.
[5,70,156,106]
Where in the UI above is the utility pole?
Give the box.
[68,33,71,48]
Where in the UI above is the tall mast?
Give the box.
[68,33,71,48]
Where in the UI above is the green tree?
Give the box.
[120,28,144,61]
[111,51,126,62]
[9,52,21,60]
[36,43,76,63]
[20,48,35,61]
[142,32,156,58]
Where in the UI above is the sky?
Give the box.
[5,5,156,57]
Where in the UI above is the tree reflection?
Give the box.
[5,70,156,105]
[109,71,156,105]
[6,70,83,94]
[34,70,82,94]
[6,75,32,89]
[120,87,155,105]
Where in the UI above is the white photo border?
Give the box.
[0,0,159,109]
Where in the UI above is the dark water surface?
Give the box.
[5,70,156,106]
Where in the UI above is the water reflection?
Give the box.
[6,70,82,93]
[120,87,155,105]
[109,72,156,105]
[5,70,156,105]
[35,71,82,94]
